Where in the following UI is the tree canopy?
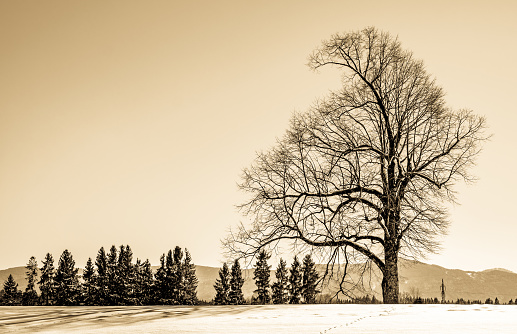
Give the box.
[226,27,487,303]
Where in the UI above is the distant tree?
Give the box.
[142,259,155,300]
[161,249,175,304]
[54,249,80,305]
[271,258,289,304]
[253,250,271,304]
[22,256,39,305]
[182,249,198,305]
[116,245,135,305]
[2,274,20,305]
[95,247,108,305]
[494,297,500,305]
[38,253,55,305]
[132,259,144,304]
[153,248,187,305]
[131,258,154,305]
[82,257,96,305]
[171,246,184,304]
[214,262,231,305]
[228,259,245,305]
[154,253,167,303]
[509,299,513,305]
[106,245,119,305]
[301,254,319,304]
[485,298,493,304]
[289,256,303,304]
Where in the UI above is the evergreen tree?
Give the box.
[23,256,39,305]
[141,259,154,303]
[301,254,319,304]
[125,245,135,293]
[95,247,108,305]
[82,257,95,305]
[116,245,126,303]
[271,258,289,304]
[116,245,134,305]
[172,246,184,304]
[54,249,79,305]
[228,259,244,305]
[253,250,271,304]
[162,249,175,304]
[288,256,303,304]
[182,249,198,305]
[38,253,55,305]
[106,245,119,305]
[154,253,167,304]
[2,274,20,305]
[134,258,154,305]
[213,262,231,305]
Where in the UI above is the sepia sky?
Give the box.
[1,0,516,272]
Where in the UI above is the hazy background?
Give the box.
[1,0,516,272]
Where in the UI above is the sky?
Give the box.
[1,0,516,273]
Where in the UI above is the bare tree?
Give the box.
[225,27,487,303]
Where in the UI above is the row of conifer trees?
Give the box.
[213,250,320,305]
[0,245,198,306]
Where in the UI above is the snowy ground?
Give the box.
[1,304,516,333]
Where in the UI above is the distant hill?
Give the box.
[2,260,517,303]
[397,261,517,302]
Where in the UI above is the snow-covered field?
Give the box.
[1,304,516,333]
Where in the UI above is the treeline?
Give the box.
[402,295,517,305]
[0,245,198,306]
[213,251,320,305]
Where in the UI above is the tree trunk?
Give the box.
[382,242,399,303]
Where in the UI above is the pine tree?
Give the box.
[116,245,126,304]
[95,247,108,305]
[54,249,80,305]
[253,250,271,304]
[154,253,167,304]
[2,274,19,305]
[116,245,134,305]
[182,249,198,305]
[214,262,231,305]
[23,256,39,305]
[141,259,154,303]
[271,258,289,304]
[162,249,175,304]
[106,245,119,305]
[134,258,154,305]
[229,259,244,305]
[38,253,55,305]
[288,256,303,304]
[301,254,319,304]
[82,257,95,305]
[172,246,184,304]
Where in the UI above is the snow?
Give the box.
[1,304,516,333]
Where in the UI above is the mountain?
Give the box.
[397,261,517,302]
[2,261,517,303]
